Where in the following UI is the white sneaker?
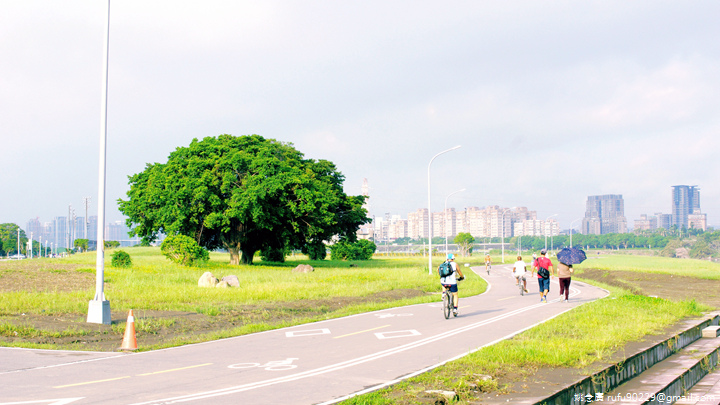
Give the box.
[563,299,568,303]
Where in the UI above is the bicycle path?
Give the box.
[0,265,608,405]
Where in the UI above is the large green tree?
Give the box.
[118,134,369,264]
[0,223,25,257]
[453,232,475,256]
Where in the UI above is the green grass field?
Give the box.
[0,247,486,319]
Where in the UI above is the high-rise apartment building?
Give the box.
[672,185,701,228]
[582,194,627,235]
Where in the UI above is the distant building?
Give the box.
[672,185,702,228]
[633,214,658,232]
[582,194,627,235]
[688,213,708,231]
[655,213,672,230]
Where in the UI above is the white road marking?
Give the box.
[375,330,421,340]
[285,328,330,337]
[0,399,84,405]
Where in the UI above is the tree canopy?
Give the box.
[118,134,369,264]
[0,223,25,257]
[453,232,474,256]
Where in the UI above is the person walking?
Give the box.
[533,249,554,303]
[557,261,574,302]
[512,255,529,293]
[440,254,464,316]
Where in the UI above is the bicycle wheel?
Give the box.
[519,281,524,296]
[442,291,451,319]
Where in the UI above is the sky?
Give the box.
[2,1,719,232]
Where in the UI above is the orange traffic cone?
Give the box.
[119,309,138,351]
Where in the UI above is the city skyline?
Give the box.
[13,181,712,246]
[2,2,719,231]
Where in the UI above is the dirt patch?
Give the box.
[0,261,425,352]
[577,268,720,308]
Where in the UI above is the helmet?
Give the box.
[447,253,454,260]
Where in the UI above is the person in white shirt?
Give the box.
[440,253,464,316]
[513,255,529,293]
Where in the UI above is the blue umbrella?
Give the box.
[557,247,587,265]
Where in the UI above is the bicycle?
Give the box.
[485,262,491,275]
[441,286,453,319]
[517,276,525,296]
[441,277,463,319]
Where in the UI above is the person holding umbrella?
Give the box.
[557,262,573,302]
[556,247,587,303]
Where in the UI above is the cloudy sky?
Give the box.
[2,1,719,232]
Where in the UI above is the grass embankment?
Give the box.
[0,248,486,349]
[577,253,720,279]
[340,254,715,404]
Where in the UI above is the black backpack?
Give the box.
[537,261,550,279]
[438,261,453,278]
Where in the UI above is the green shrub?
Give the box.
[111,250,132,268]
[330,239,376,260]
[303,241,328,260]
[261,246,286,262]
[160,234,209,266]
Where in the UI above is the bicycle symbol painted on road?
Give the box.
[228,357,299,371]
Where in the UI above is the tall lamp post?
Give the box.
[501,207,516,263]
[444,188,466,253]
[544,214,558,251]
[570,217,582,247]
[427,145,461,274]
[88,0,112,324]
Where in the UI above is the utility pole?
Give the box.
[67,205,72,254]
[83,197,91,239]
[88,0,112,324]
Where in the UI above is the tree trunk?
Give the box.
[240,246,255,264]
[228,245,241,265]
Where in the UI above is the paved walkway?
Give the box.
[0,265,608,405]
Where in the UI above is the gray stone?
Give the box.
[198,272,218,287]
[221,275,240,287]
[292,264,314,273]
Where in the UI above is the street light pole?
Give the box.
[501,207,516,263]
[88,0,112,324]
[427,145,461,274]
[444,188,466,254]
[544,214,558,250]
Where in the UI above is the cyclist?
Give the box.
[484,253,492,272]
[440,253,465,316]
[512,255,529,293]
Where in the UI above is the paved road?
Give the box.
[0,265,608,405]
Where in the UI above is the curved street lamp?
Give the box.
[427,145,461,274]
[501,207,516,263]
[444,188,466,253]
[544,214,558,250]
